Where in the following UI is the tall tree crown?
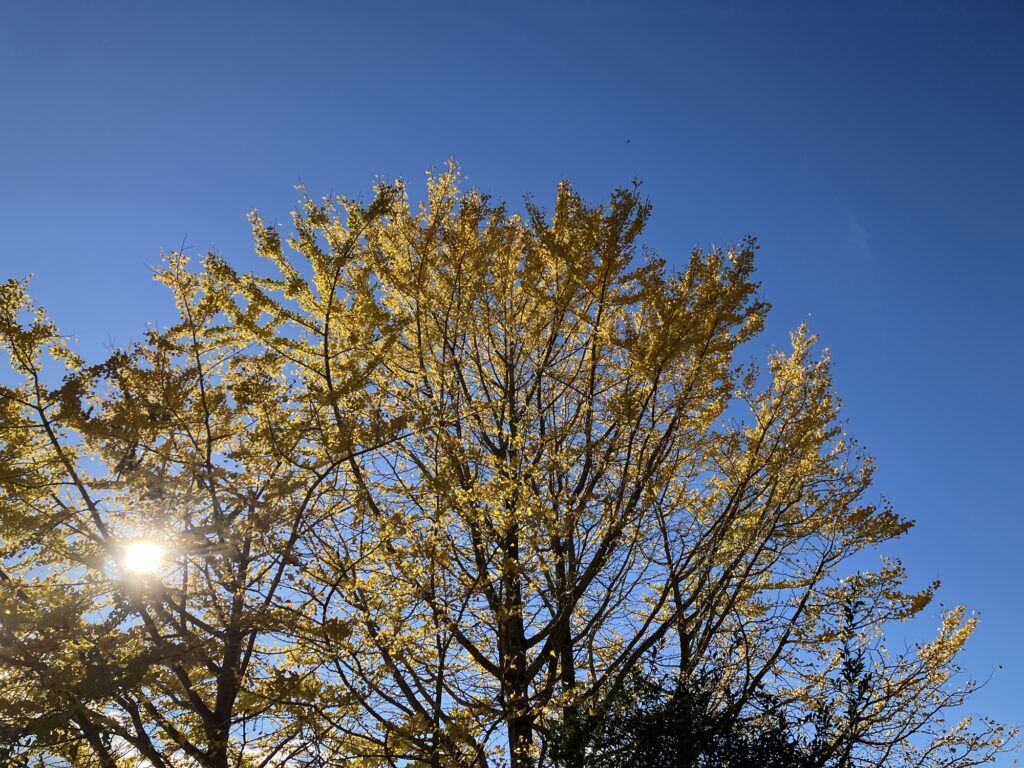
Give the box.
[0,166,1013,767]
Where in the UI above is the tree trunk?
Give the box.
[502,537,534,768]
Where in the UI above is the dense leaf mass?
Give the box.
[0,166,1014,767]
[549,666,827,768]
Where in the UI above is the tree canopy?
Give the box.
[0,165,1014,767]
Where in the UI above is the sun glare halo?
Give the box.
[123,540,166,575]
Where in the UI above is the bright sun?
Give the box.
[122,540,166,575]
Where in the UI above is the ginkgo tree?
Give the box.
[0,164,1014,768]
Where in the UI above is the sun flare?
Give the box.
[122,540,165,575]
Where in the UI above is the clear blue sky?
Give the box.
[2,0,1021,754]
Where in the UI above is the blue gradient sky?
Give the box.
[2,1,1021,755]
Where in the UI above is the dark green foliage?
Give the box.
[546,670,831,768]
[545,602,888,768]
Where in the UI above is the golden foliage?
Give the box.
[0,166,1012,768]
